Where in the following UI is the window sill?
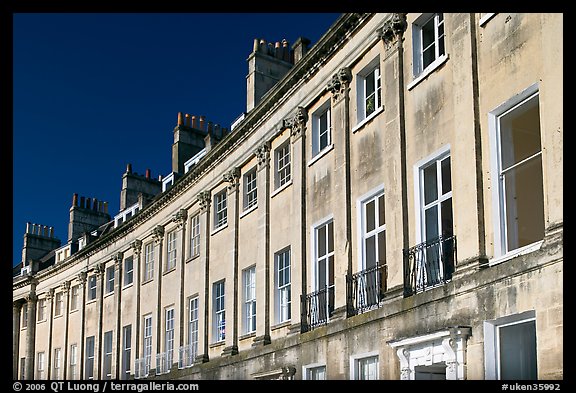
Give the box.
[209,341,225,349]
[141,278,154,286]
[163,267,176,276]
[489,240,543,267]
[271,180,292,198]
[187,254,200,263]
[352,106,384,134]
[104,291,114,299]
[122,283,134,290]
[86,299,97,305]
[407,54,449,91]
[239,332,256,341]
[308,144,334,167]
[479,13,497,27]
[70,308,78,314]
[240,204,258,219]
[211,223,228,236]
[271,321,291,331]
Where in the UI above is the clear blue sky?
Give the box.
[12,13,342,266]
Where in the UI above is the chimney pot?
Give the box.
[185,113,191,127]
[26,222,31,234]
[253,38,260,52]
[92,198,98,211]
[126,163,132,173]
[104,201,108,214]
[177,112,184,126]
[146,169,151,179]
[72,193,78,207]
[199,116,206,131]
[49,227,54,237]
[191,115,197,129]
[80,196,85,209]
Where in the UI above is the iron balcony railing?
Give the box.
[133,357,151,379]
[155,352,173,375]
[178,344,197,369]
[301,285,335,332]
[346,263,387,317]
[403,235,456,297]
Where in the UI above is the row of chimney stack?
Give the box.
[177,113,228,138]
[253,38,292,63]
[25,222,55,238]
[72,193,109,214]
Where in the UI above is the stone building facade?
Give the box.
[13,13,563,381]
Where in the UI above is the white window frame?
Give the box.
[303,363,327,380]
[166,230,177,271]
[103,330,113,379]
[243,168,258,211]
[87,275,97,301]
[275,142,291,189]
[124,256,134,287]
[214,190,228,230]
[165,307,175,367]
[105,265,115,294]
[488,84,544,263]
[213,280,226,343]
[354,57,383,130]
[312,101,332,158]
[190,214,201,258]
[484,310,537,380]
[37,298,46,321]
[53,347,62,379]
[312,217,335,293]
[71,285,79,311]
[22,305,28,328]
[36,351,46,379]
[350,352,379,380]
[144,242,154,282]
[275,247,291,324]
[122,325,132,380]
[412,13,446,77]
[243,266,257,334]
[357,186,386,272]
[413,145,452,245]
[143,315,153,373]
[85,336,95,380]
[69,343,78,379]
[188,297,199,361]
[54,292,63,316]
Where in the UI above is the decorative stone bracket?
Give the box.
[223,167,241,194]
[326,67,352,102]
[378,13,407,47]
[197,191,211,212]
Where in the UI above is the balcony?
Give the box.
[133,357,151,379]
[346,263,387,317]
[178,344,197,369]
[403,235,456,297]
[301,285,335,332]
[156,352,173,375]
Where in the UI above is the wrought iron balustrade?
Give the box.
[301,285,335,332]
[178,344,196,369]
[403,235,456,297]
[346,262,387,316]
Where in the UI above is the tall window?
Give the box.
[413,13,445,76]
[314,220,335,321]
[106,266,115,294]
[37,298,46,321]
[244,169,258,210]
[122,325,132,380]
[312,102,332,157]
[214,191,228,229]
[188,297,199,362]
[491,89,544,257]
[54,292,63,316]
[418,150,454,284]
[124,256,134,286]
[143,315,153,374]
[103,330,113,379]
[213,280,225,342]
[22,305,28,328]
[87,275,97,301]
[190,214,201,258]
[306,365,326,380]
[484,311,537,380]
[36,351,45,379]
[70,285,79,311]
[85,336,95,379]
[354,355,379,380]
[276,142,291,188]
[144,243,154,282]
[361,190,386,270]
[53,348,62,379]
[243,266,256,334]
[275,248,291,323]
[69,344,78,379]
[166,231,177,270]
[165,308,175,368]
[356,59,382,124]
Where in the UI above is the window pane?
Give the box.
[499,321,537,380]
[425,205,439,241]
[441,157,451,195]
[378,231,386,264]
[504,156,545,250]
[423,164,438,204]
[366,200,376,232]
[378,195,385,227]
[365,235,376,269]
[318,258,326,289]
[318,226,326,257]
[328,222,334,253]
[500,96,541,170]
[441,199,453,237]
